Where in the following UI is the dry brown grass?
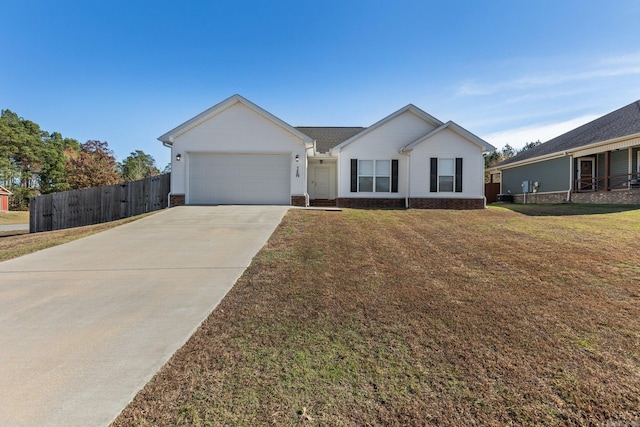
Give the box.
[0,211,29,225]
[113,206,640,426]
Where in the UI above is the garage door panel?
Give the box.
[189,153,291,205]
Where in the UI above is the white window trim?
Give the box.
[358,160,391,193]
[578,157,596,191]
[438,158,455,193]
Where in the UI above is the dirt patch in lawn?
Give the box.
[113,206,640,426]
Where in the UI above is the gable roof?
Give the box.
[296,127,366,153]
[497,100,640,167]
[330,104,443,152]
[158,94,314,145]
[401,121,496,153]
[0,185,11,195]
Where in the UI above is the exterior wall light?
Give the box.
[176,153,182,161]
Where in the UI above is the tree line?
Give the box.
[0,109,165,210]
[484,141,542,183]
[484,141,542,169]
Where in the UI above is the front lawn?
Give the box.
[493,202,640,216]
[113,206,640,426]
[0,211,29,225]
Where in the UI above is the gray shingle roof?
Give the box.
[296,127,366,153]
[498,100,640,166]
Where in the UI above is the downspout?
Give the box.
[482,156,487,208]
[399,148,410,208]
[163,140,172,208]
[629,147,633,188]
[567,154,573,202]
[406,154,411,208]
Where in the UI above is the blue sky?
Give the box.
[2,1,639,168]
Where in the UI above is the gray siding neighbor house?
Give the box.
[487,100,640,204]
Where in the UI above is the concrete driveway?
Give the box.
[0,224,29,232]
[0,206,288,427]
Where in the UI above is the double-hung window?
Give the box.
[437,159,455,192]
[351,159,399,193]
[430,157,463,193]
[358,160,390,192]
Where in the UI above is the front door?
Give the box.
[315,167,330,199]
[578,158,595,191]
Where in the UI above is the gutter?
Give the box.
[491,132,640,172]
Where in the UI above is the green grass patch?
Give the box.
[493,202,640,216]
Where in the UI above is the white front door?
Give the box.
[315,167,330,199]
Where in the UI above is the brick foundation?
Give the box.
[508,190,640,205]
[336,198,405,209]
[409,198,484,209]
[291,195,307,207]
[512,192,569,204]
[170,194,185,207]
[571,189,640,204]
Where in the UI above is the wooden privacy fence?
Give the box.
[30,173,171,233]
[485,182,500,203]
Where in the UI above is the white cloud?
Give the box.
[482,114,600,150]
[456,52,640,97]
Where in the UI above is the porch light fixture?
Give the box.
[295,154,300,163]
[176,153,182,161]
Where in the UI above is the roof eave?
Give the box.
[402,121,495,152]
[331,104,443,152]
[157,94,314,146]
[492,131,640,171]
[565,131,640,155]
[491,152,568,171]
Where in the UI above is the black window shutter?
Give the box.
[455,158,463,192]
[391,159,398,193]
[351,159,358,192]
[430,158,438,192]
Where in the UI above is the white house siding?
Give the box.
[170,102,307,201]
[409,128,484,199]
[337,111,437,198]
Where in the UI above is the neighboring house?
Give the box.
[487,100,640,204]
[0,186,10,211]
[159,94,495,209]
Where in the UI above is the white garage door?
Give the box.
[188,153,291,205]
